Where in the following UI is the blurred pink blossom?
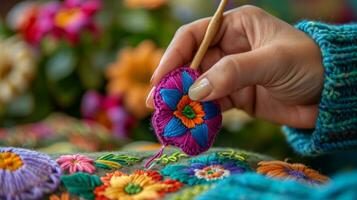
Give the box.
[81,91,136,139]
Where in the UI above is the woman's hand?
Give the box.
[147,5,324,129]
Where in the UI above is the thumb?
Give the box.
[188,46,288,101]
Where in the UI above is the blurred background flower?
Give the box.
[81,91,135,139]
[124,0,166,9]
[0,0,356,175]
[0,36,36,105]
[106,40,163,119]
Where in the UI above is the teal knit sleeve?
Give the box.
[283,21,357,156]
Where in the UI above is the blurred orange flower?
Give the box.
[106,41,163,119]
[124,0,166,9]
[257,160,329,185]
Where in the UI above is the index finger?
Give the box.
[150,18,211,86]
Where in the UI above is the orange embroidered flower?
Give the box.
[94,170,182,200]
[257,160,329,184]
[173,95,205,128]
[124,0,166,9]
[106,41,163,119]
[49,192,71,200]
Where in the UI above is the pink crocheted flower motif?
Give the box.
[56,154,96,174]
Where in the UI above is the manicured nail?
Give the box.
[188,78,212,100]
[146,86,156,108]
[150,71,157,85]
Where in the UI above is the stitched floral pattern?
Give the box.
[94,170,182,200]
[0,147,61,200]
[257,160,329,185]
[57,154,96,174]
[161,153,251,185]
[152,67,222,156]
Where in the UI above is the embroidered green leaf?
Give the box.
[154,151,188,165]
[217,149,247,161]
[61,172,102,200]
[95,153,141,170]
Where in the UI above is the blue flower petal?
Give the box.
[164,117,188,137]
[191,123,208,148]
[160,89,182,110]
[182,71,194,94]
[203,102,219,120]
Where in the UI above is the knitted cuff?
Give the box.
[283,21,357,156]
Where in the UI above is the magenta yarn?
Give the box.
[152,67,222,156]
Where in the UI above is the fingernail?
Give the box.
[150,69,158,85]
[146,86,156,108]
[188,78,212,100]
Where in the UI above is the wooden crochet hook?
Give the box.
[190,0,228,70]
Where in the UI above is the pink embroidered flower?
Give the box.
[56,154,96,174]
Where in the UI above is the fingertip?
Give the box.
[146,87,156,109]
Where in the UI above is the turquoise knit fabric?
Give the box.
[283,21,357,156]
[197,171,357,200]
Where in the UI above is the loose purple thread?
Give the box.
[144,145,166,169]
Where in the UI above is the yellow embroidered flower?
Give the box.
[257,160,329,185]
[94,170,182,200]
[124,0,166,9]
[106,41,163,118]
[105,174,167,199]
[0,152,23,171]
[0,36,36,105]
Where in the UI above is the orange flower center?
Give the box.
[54,8,82,28]
[173,95,205,128]
[0,152,23,171]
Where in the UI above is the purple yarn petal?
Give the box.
[152,67,222,156]
[0,147,61,200]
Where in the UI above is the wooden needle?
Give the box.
[190,0,228,70]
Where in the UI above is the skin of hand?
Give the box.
[146,5,324,129]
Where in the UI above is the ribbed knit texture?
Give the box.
[196,171,357,200]
[283,21,357,155]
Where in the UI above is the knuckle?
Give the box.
[176,24,190,35]
[216,56,239,87]
[239,5,265,16]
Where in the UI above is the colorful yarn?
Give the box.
[161,153,251,185]
[56,154,96,174]
[95,153,141,170]
[257,160,329,185]
[61,172,103,200]
[94,170,182,200]
[152,67,222,156]
[170,185,212,200]
[0,147,61,200]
